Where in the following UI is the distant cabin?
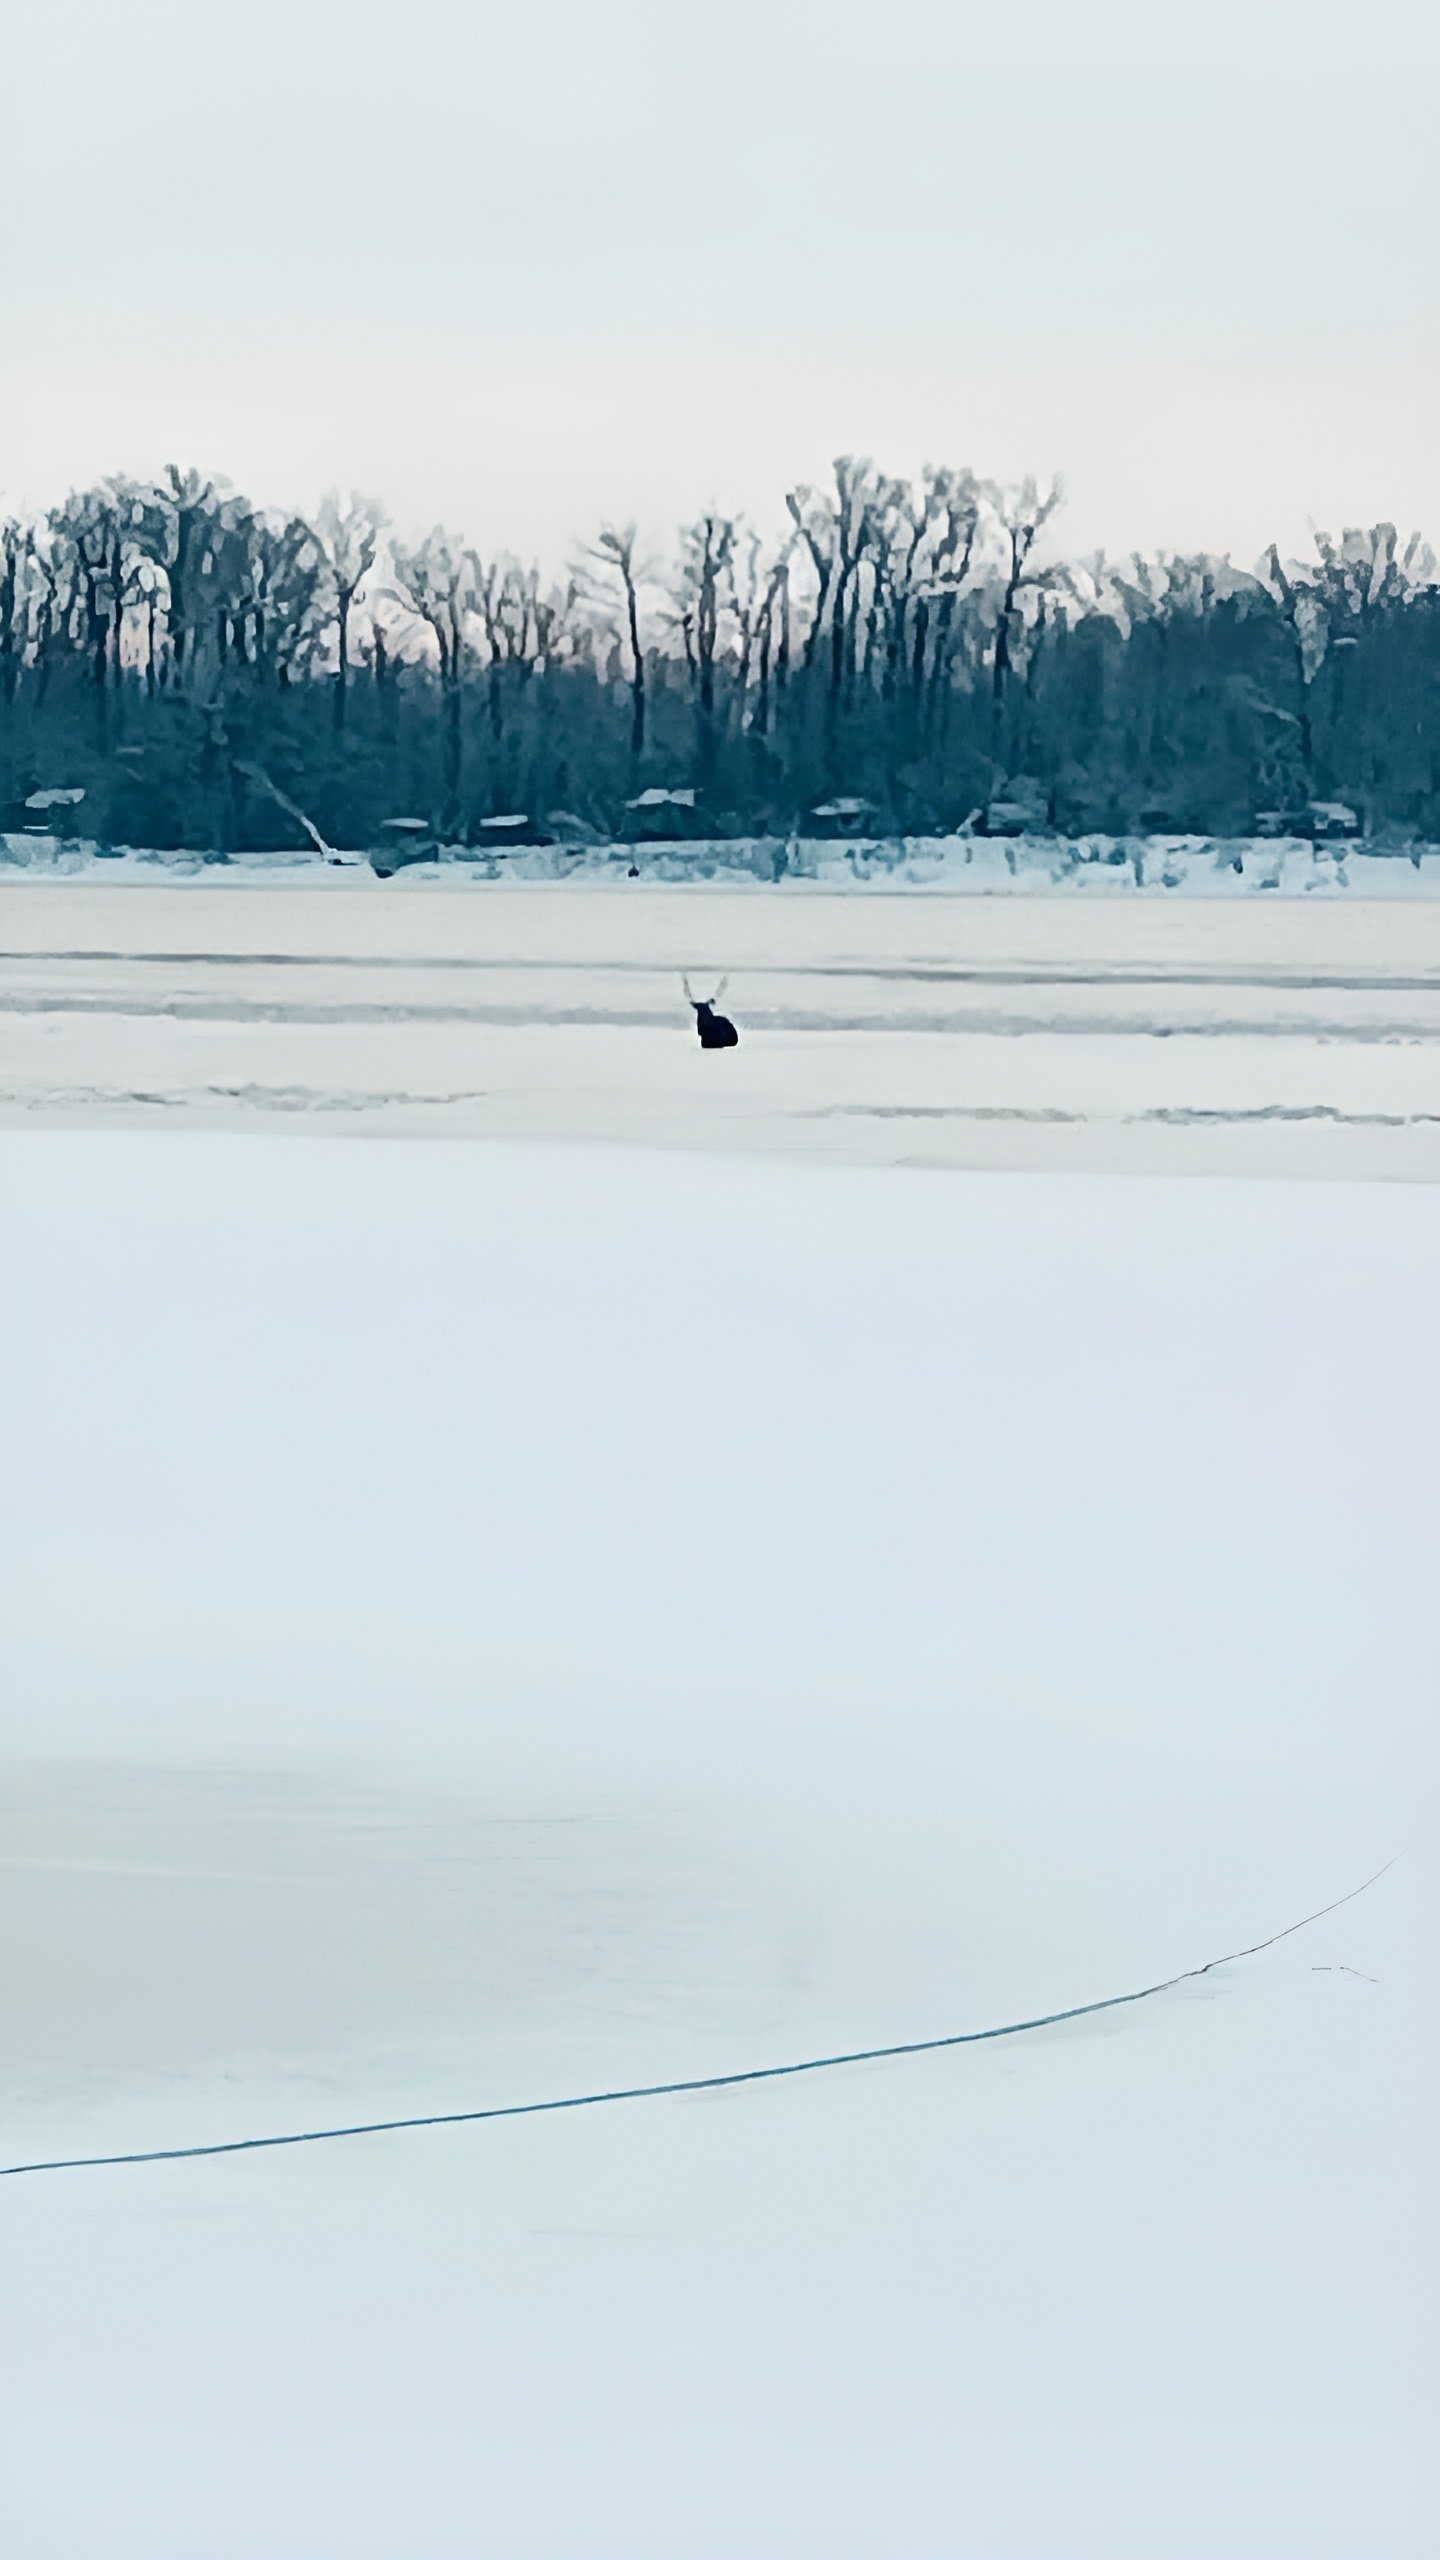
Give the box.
[807,797,874,840]
[474,813,555,849]
[369,817,435,877]
[1255,802,1361,843]
[622,787,704,844]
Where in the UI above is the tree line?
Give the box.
[2,460,1437,854]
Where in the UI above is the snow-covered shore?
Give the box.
[7,827,1440,896]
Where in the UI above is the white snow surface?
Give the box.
[6,875,1440,1181]
[1,1132,1436,2558]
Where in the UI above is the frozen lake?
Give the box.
[5,874,1440,1178]
[2,1131,1437,2558]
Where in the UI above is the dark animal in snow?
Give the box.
[683,975,739,1049]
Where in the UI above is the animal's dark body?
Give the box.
[694,1000,739,1050]
[684,976,739,1049]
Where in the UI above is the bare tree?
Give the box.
[785,479,835,677]
[156,466,226,687]
[672,513,737,787]
[990,476,1064,750]
[721,525,761,722]
[580,524,651,774]
[314,491,384,732]
[751,544,793,739]
[0,518,31,705]
[389,527,475,813]
[1312,522,1432,627]
[1259,543,1327,778]
[19,521,76,703]
[781,455,905,772]
[230,512,326,687]
[472,553,557,757]
[1306,526,1435,817]
[43,480,168,737]
[907,468,986,737]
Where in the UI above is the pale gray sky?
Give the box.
[2,0,1435,565]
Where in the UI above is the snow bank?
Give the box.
[7,828,1440,897]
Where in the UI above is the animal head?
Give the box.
[682,973,728,1015]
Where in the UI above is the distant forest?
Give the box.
[2,461,1437,854]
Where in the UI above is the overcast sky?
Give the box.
[2,0,1435,567]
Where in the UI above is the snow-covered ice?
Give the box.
[5,875,1440,1180]
[1,1132,1436,2559]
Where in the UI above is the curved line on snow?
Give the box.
[0,1860,1397,2180]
